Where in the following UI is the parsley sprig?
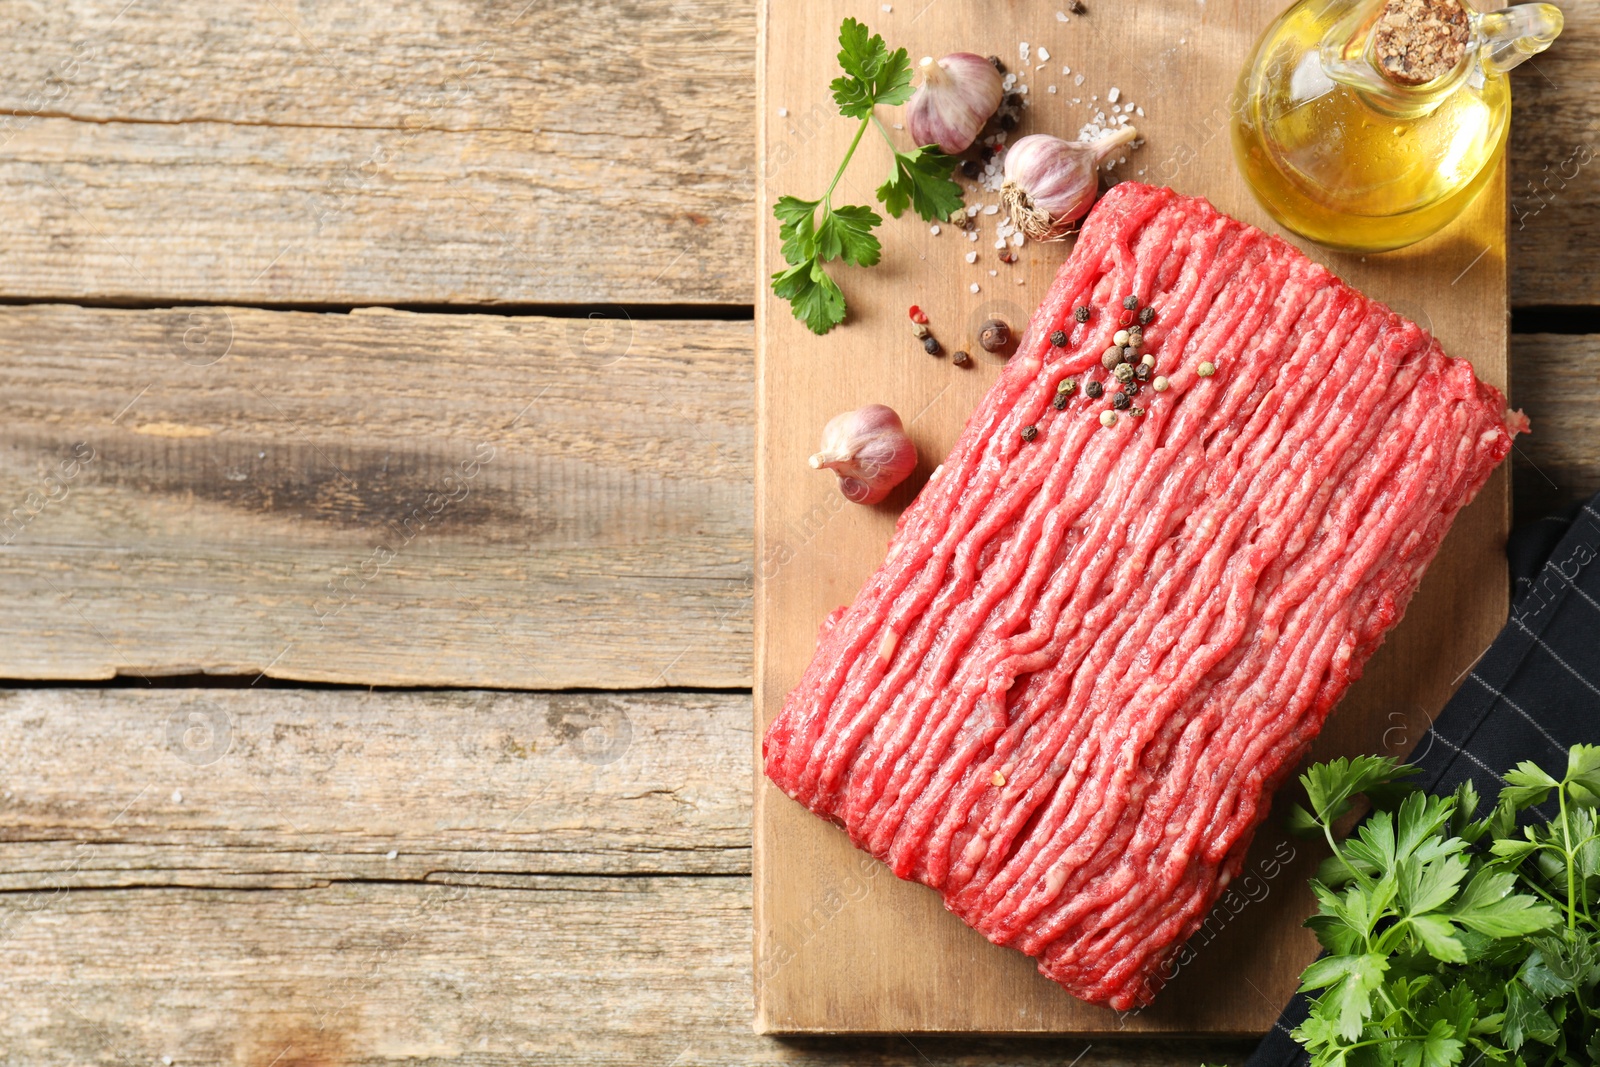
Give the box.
[771,18,966,335]
[1277,747,1600,1066]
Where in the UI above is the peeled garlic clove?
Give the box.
[1000,127,1140,241]
[808,404,918,506]
[906,53,1004,155]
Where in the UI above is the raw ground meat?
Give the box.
[762,182,1523,1011]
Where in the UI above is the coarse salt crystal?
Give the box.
[930,224,941,235]
[1016,277,1026,285]
[1074,74,1084,85]
[1136,106,1145,116]
[1108,86,1121,103]
[983,204,999,215]
[1011,232,1025,247]
[892,122,903,130]
[994,238,1008,249]
[882,3,892,9]
[777,107,788,117]
[967,203,981,216]
[1056,9,1068,19]
[1037,46,1050,60]
[1019,42,1030,62]
[989,269,998,277]
[1016,84,1028,94]
[968,230,979,242]
[970,282,981,293]
[1003,73,1017,89]
[965,250,978,263]
[1062,65,1070,74]
[1048,85,1057,93]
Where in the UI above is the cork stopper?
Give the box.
[1373,0,1471,85]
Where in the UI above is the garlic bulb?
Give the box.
[808,404,918,506]
[906,53,1004,155]
[1001,127,1140,241]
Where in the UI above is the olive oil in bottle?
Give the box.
[1232,0,1562,253]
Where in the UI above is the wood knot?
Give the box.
[1373,0,1471,86]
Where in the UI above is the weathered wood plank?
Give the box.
[0,0,753,306]
[0,0,1592,306]
[0,689,751,882]
[0,305,1589,688]
[0,878,1257,1065]
[0,305,751,687]
[1511,334,1600,521]
[1507,0,1600,307]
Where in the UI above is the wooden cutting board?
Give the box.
[753,0,1510,1035]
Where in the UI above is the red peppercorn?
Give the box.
[908,305,929,325]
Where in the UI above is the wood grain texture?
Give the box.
[1512,334,1600,521]
[0,880,1254,1067]
[0,689,752,883]
[0,305,751,687]
[754,0,1512,1035]
[0,0,753,306]
[0,0,1593,306]
[1506,0,1600,307]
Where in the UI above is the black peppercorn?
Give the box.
[1021,424,1038,442]
[1123,294,1140,310]
[1074,306,1090,323]
[989,55,1006,73]
[1085,380,1104,399]
[952,349,971,367]
[1050,329,1068,347]
[960,159,982,180]
[1112,391,1131,410]
[1051,392,1069,410]
[1122,345,1138,361]
[1069,0,1086,13]
[999,113,1017,132]
[923,336,942,356]
[1134,363,1151,381]
[1139,306,1154,325]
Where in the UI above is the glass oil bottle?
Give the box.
[1232,0,1562,253]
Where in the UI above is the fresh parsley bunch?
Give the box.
[771,18,966,335]
[1282,746,1600,1066]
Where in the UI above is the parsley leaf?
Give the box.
[878,145,965,222]
[771,259,846,335]
[1284,747,1594,1066]
[815,204,883,267]
[830,18,912,118]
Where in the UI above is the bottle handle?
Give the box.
[1475,3,1563,74]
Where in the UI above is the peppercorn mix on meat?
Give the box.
[762,183,1523,1011]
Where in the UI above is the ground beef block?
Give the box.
[762,182,1523,1011]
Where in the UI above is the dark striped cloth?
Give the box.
[1246,493,1600,1067]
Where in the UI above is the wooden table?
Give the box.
[0,2,1595,1064]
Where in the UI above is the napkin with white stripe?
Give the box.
[1246,493,1600,1067]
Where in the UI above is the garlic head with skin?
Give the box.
[1001,127,1140,241]
[906,53,1004,155]
[808,404,918,506]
